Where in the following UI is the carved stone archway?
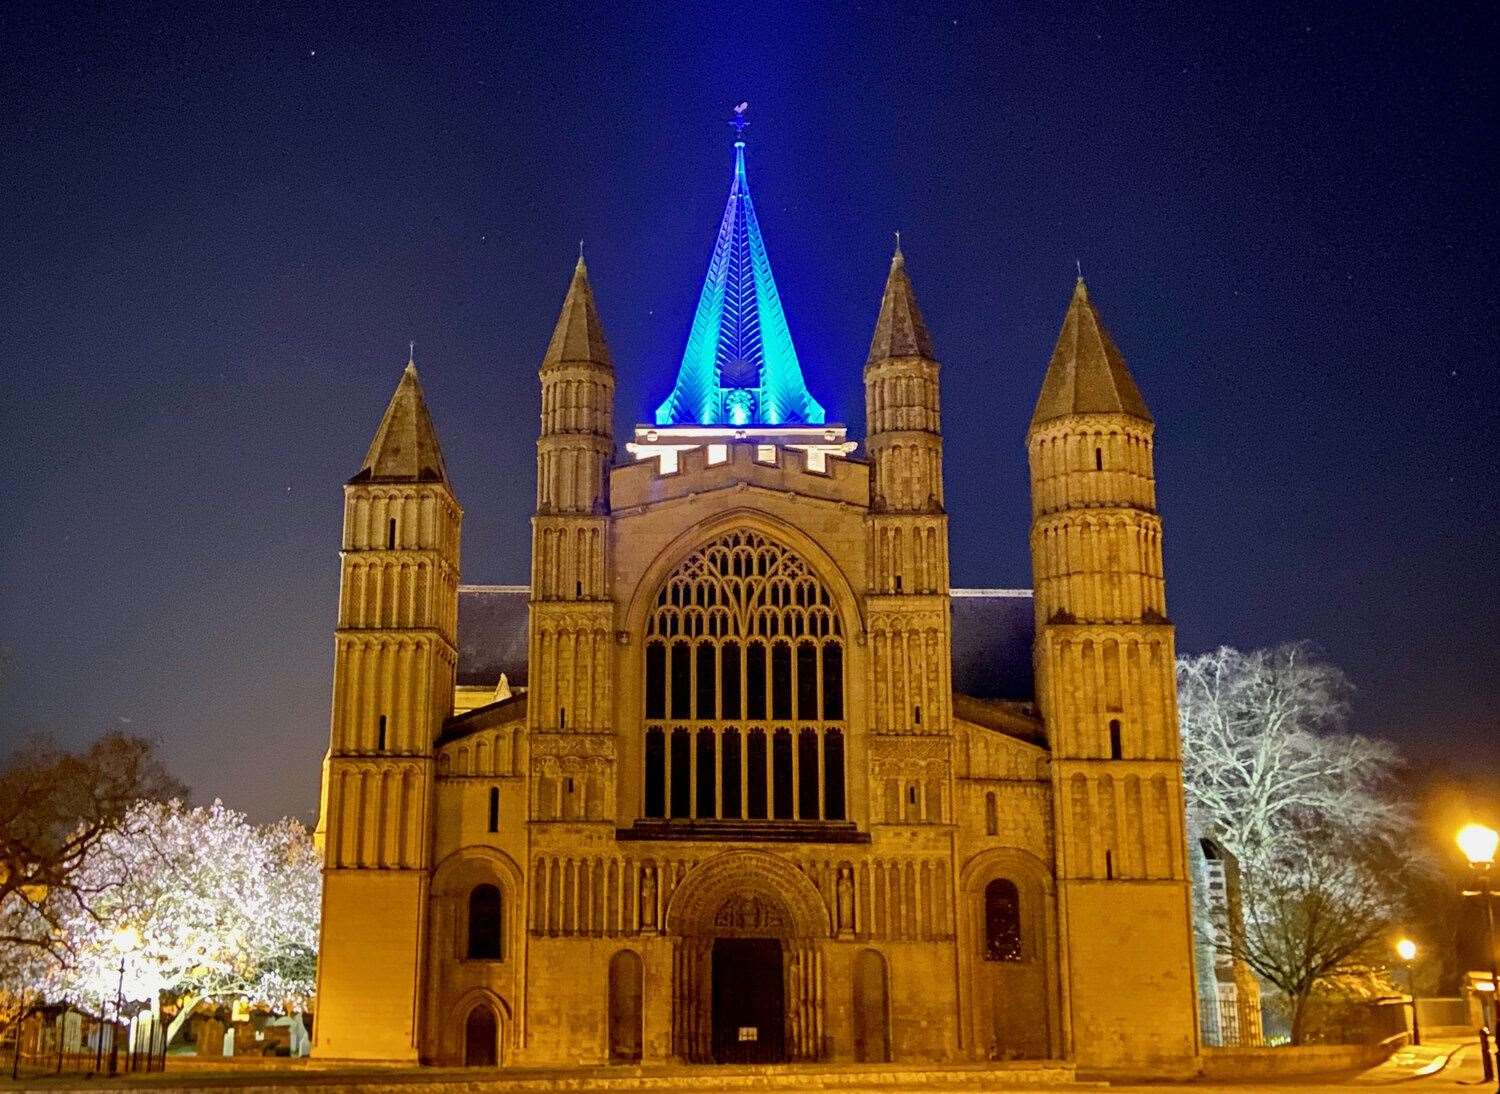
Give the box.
[664,851,831,1062]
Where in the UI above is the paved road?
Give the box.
[1104,1037,1493,1093]
[5,1037,1494,1092]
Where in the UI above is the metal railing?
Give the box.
[7,1005,167,1079]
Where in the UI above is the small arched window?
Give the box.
[984,791,999,836]
[1095,447,1103,471]
[387,518,398,549]
[1109,719,1123,760]
[487,787,500,833]
[984,878,1022,962]
[467,884,502,959]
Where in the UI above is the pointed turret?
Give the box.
[350,355,449,484]
[655,108,825,426]
[866,246,936,366]
[1030,277,1152,429]
[864,244,944,513]
[529,254,617,746]
[542,256,613,372]
[536,255,615,515]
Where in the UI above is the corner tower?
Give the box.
[528,257,617,807]
[1027,279,1198,1071]
[863,247,955,808]
[315,357,461,1061]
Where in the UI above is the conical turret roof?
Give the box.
[654,114,825,427]
[1030,278,1152,428]
[542,256,612,370]
[866,246,936,366]
[350,357,450,484]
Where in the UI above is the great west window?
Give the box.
[642,530,846,822]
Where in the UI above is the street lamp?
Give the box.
[108,926,140,1076]
[1395,938,1420,1045]
[1458,823,1498,1094]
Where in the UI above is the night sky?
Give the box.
[2,3,1495,825]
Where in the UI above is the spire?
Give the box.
[866,243,936,366]
[1030,277,1152,429]
[542,255,612,371]
[351,358,449,484]
[654,107,825,427]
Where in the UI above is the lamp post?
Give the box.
[1396,938,1421,1045]
[107,926,140,1077]
[1458,823,1499,1094]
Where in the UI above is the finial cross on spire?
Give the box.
[731,101,749,142]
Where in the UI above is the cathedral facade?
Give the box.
[312,130,1201,1074]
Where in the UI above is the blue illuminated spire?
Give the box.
[654,108,825,426]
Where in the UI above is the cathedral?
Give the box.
[311,123,1201,1075]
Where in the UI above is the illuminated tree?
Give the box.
[1177,643,1415,1042]
[39,801,320,1040]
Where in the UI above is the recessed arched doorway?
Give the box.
[662,850,833,1064]
[463,1003,497,1067]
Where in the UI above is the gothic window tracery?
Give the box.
[642,530,846,822]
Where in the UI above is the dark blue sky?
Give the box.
[2,2,1495,823]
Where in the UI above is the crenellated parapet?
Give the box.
[613,433,867,514]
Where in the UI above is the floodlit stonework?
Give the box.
[311,139,1200,1076]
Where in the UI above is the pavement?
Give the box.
[3,1037,1495,1093]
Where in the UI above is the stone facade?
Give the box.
[312,145,1201,1075]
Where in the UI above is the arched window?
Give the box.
[468,884,503,959]
[641,530,846,822]
[487,787,500,833]
[1109,718,1123,760]
[984,791,999,836]
[984,878,1022,962]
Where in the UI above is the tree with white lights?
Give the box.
[1178,643,1417,1042]
[22,800,319,1042]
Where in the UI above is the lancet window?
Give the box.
[642,530,846,822]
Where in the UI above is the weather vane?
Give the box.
[731,102,749,141]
